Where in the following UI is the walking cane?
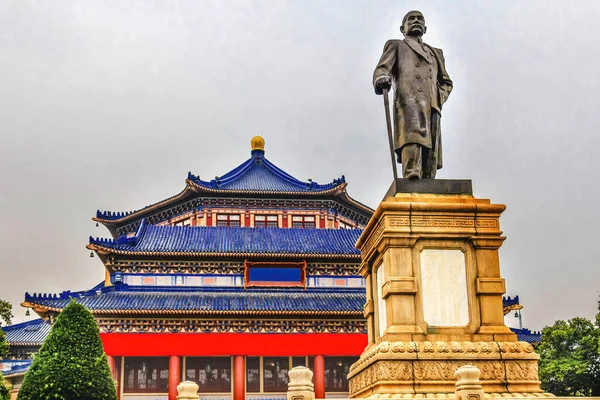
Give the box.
[383,88,399,181]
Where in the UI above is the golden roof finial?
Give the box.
[251,135,265,151]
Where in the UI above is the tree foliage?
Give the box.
[0,300,11,358]
[0,300,12,326]
[0,299,10,400]
[17,300,116,400]
[537,300,600,396]
[0,329,8,360]
[0,373,11,400]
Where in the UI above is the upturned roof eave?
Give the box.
[20,301,52,320]
[18,303,363,317]
[94,184,195,226]
[86,243,361,260]
[336,189,375,216]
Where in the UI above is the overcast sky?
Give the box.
[1,0,599,331]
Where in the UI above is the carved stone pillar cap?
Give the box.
[177,380,200,400]
[454,364,482,387]
[288,366,315,390]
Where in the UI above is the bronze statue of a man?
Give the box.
[374,10,453,179]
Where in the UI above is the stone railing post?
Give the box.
[455,365,484,400]
[288,366,315,400]
[176,380,199,400]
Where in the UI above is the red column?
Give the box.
[168,356,181,400]
[106,355,115,379]
[233,356,245,400]
[314,355,325,398]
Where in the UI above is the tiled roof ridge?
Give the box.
[511,327,542,336]
[260,154,345,191]
[95,186,190,221]
[502,295,520,306]
[187,156,255,189]
[89,218,148,246]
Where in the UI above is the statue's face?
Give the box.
[402,11,426,37]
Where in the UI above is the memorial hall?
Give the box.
[1,137,540,400]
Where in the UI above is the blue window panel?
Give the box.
[248,267,302,282]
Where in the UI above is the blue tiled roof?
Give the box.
[188,149,345,193]
[24,285,365,315]
[2,318,51,346]
[96,149,346,221]
[510,327,542,343]
[89,220,362,257]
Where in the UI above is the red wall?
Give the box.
[101,333,367,356]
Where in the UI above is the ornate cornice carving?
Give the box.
[348,340,538,376]
[97,318,368,334]
[348,359,543,397]
[108,260,360,276]
[109,260,245,274]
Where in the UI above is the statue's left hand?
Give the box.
[375,76,391,95]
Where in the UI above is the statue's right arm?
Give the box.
[373,40,396,95]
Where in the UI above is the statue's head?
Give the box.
[400,10,426,37]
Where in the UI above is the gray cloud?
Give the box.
[1,0,599,331]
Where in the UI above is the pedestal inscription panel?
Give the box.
[420,249,469,326]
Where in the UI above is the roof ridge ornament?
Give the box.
[250,135,265,151]
[251,135,265,158]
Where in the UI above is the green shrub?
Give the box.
[0,372,11,400]
[17,300,116,400]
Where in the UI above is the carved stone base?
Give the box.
[361,393,554,399]
[348,341,551,398]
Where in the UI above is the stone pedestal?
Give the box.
[347,183,549,398]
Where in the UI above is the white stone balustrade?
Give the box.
[177,380,200,400]
[455,365,484,400]
[288,366,315,400]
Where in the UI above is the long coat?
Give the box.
[373,38,453,169]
